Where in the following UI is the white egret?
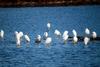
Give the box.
[62,35,69,44]
[43,32,48,40]
[15,32,21,47]
[85,28,90,35]
[62,31,68,37]
[24,34,30,44]
[84,37,90,45]
[73,36,78,44]
[72,29,77,37]
[62,31,69,44]
[47,22,51,30]
[92,31,97,39]
[35,35,41,44]
[0,30,4,39]
[45,37,52,47]
[72,29,78,44]
[54,29,61,38]
[15,31,23,47]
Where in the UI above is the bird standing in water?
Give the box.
[92,31,97,39]
[47,22,51,31]
[24,34,30,47]
[54,29,61,38]
[62,31,69,44]
[15,31,24,48]
[84,37,90,45]
[35,35,42,44]
[43,32,48,40]
[0,30,4,40]
[72,29,78,44]
[45,37,52,48]
[85,28,90,37]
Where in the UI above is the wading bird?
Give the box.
[73,36,78,44]
[47,22,51,30]
[35,35,42,44]
[72,29,77,37]
[92,31,97,39]
[15,31,21,47]
[72,29,78,44]
[54,29,61,38]
[84,37,90,45]
[24,34,30,47]
[0,30,4,39]
[43,32,48,40]
[85,28,90,35]
[45,37,52,47]
[62,31,69,44]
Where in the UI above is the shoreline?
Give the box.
[0,1,99,7]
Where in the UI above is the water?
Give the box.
[0,5,100,67]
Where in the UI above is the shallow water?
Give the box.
[0,5,100,67]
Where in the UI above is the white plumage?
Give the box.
[43,32,48,39]
[84,37,90,45]
[62,31,69,43]
[35,35,42,44]
[24,34,30,43]
[45,37,52,47]
[47,22,51,30]
[37,35,41,41]
[63,35,69,43]
[73,36,78,44]
[15,31,24,47]
[15,31,21,46]
[72,29,77,37]
[62,31,68,37]
[92,31,97,39]
[85,28,90,35]
[54,29,61,37]
[0,30,4,39]
[72,29,78,44]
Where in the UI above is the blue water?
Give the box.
[0,5,100,67]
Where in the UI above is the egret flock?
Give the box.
[0,22,98,48]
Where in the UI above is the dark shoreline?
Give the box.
[0,1,99,7]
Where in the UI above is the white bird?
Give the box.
[47,22,51,30]
[35,35,41,44]
[62,31,68,37]
[62,35,69,44]
[15,31,24,47]
[72,29,78,44]
[54,29,61,38]
[43,32,48,40]
[15,32,21,47]
[92,31,97,39]
[85,28,90,35]
[62,31,69,44]
[84,37,90,45]
[45,37,52,47]
[72,29,77,37]
[0,30,4,39]
[73,36,78,44]
[24,34,30,43]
